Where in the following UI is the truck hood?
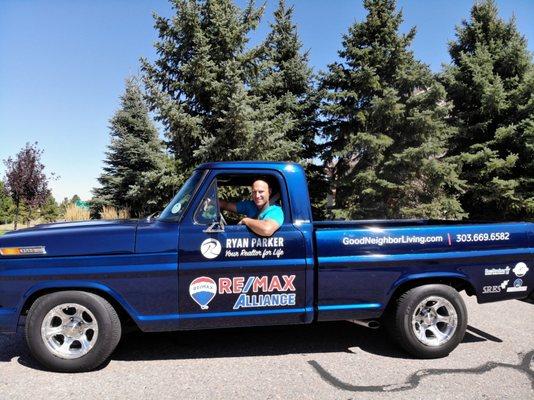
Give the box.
[0,220,138,258]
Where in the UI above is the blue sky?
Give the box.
[1,0,533,201]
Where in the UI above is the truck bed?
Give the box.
[313,220,534,321]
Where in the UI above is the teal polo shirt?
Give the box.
[236,201,284,226]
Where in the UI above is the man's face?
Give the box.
[251,180,271,209]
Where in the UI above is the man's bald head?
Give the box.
[251,179,271,210]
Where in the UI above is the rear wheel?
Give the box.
[25,291,121,372]
[388,284,467,358]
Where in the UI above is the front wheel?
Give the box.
[25,291,122,372]
[388,284,467,358]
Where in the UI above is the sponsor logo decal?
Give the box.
[189,277,217,309]
[507,278,527,293]
[189,275,296,310]
[200,238,222,259]
[512,262,529,278]
[482,280,509,294]
[484,267,510,276]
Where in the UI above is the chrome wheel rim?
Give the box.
[411,296,457,347]
[40,303,99,359]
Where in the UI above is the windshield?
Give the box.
[158,169,206,222]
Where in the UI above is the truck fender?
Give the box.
[386,271,475,306]
[17,281,138,329]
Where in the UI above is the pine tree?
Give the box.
[0,181,15,225]
[442,0,534,220]
[92,78,180,217]
[320,0,465,219]
[252,0,326,218]
[142,0,300,169]
[39,194,60,223]
[253,0,317,159]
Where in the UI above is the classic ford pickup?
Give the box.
[0,161,532,372]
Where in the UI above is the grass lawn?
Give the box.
[0,223,16,235]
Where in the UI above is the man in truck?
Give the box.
[219,178,283,237]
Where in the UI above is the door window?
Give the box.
[217,173,287,225]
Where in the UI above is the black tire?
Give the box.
[25,291,122,372]
[388,284,467,358]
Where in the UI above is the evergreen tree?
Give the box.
[253,0,326,218]
[16,201,31,227]
[0,181,15,225]
[58,197,70,218]
[142,0,299,170]
[39,194,60,223]
[253,0,317,159]
[442,0,533,220]
[320,0,465,219]
[93,78,180,217]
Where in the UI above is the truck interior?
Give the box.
[199,173,286,225]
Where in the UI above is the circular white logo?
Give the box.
[200,238,222,259]
[513,262,529,278]
[171,202,182,214]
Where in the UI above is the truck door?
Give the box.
[177,169,308,329]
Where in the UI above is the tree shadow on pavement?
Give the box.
[98,322,498,362]
[108,322,401,362]
[1,321,502,370]
[109,322,502,363]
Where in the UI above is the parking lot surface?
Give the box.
[0,293,533,400]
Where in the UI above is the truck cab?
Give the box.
[157,162,314,329]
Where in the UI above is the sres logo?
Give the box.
[482,280,509,294]
[482,285,501,294]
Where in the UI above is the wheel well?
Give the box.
[20,288,137,330]
[385,277,475,312]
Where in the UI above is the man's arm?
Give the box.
[239,218,280,237]
[219,199,237,213]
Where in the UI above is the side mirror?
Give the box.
[203,221,225,233]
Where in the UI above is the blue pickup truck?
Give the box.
[0,161,532,372]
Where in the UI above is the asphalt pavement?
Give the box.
[0,293,532,400]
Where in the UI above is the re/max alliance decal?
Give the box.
[200,237,285,259]
[189,275,296,310]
